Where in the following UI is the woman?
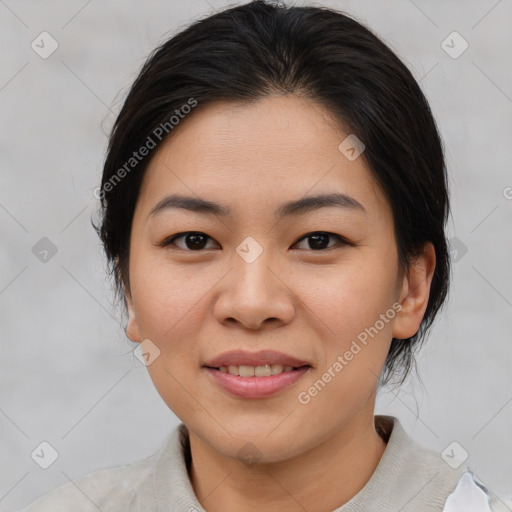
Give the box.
[19,1,509,510]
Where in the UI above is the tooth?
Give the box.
[255,364,272,377]
[220,364,295,377]
[270,364,284,375]
[239,365,255,377]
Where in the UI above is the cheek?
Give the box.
[129,258,209,419]
[297,254,398,342]
[130,254,209,341]
[295,266,396,415]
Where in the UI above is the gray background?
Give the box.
[1,0,511,510]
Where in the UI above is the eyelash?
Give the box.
[158,231,355,252]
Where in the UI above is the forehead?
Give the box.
[136,95,390,220]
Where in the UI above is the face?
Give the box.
[125,94,432,463]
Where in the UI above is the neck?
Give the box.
[188,410,388,512]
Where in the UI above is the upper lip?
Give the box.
[203,350,311,368]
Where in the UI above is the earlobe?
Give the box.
[124,289,142,343]
[392,242,436,340]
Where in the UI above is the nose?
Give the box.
[213,243,295,331]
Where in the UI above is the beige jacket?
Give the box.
[18,416,511,511]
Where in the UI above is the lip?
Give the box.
[204,366,311,399]
[203,349,311,368]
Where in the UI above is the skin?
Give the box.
[124,94,436,512]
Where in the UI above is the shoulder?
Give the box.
[16,455,155,512]
[16,423,198,512]
[368,416,511,511]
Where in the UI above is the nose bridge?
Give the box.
[213,234,295,329]
[232,235,277,297]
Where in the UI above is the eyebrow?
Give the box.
[149,192,366,219]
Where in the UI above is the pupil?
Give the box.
[309,233,329,250]
[187,233,207,250]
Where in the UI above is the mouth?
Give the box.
[202,349,313,398]
[203,363,312,399]
[203,349,312,371]
[205,363,311,377]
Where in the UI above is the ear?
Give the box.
[124,288,142,343]
[392,242,436,340]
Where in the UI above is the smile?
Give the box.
[204,365,312,399]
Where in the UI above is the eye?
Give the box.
[292,231,353,251]
[158,230,353,252]
[160,231,220,251]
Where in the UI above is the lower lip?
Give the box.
[204,366,311,399]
